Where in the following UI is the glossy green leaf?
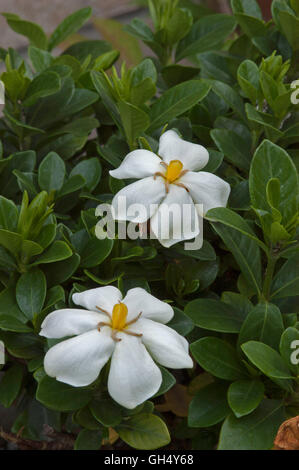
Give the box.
[16,269,46,320]
[188,382,229,427]
[116,413,170,450]
[191,337,247,381]
[227,380,264,418]
[218,399,285,450]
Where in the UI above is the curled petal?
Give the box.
[110,149,162,179]
[180,171,231,216]
[111,177,165,223]
[159,130,209,171]
[131,318,193,369]
[123,287,173,324]
[108,334,162,409]
[150,184,200,248]
[40,309,106,339]
[72,286,122,315]
[44,328,115,387]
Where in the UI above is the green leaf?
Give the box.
[44,253,80,287]
[277,11,299,50]
[31,241,72,266]
[191,337,247,381]
[74,429,102,450]
[43,285,65,311]
[211,128,251,171]
[211,221,262,295]
[238,303,284,350]
[242,341,294,379]
[70,158,101,192]
[90,399,122,427]
[0,229,22,255]
[0,363,24,407]
[188,382,229,428]
[0,315,32,333]
[249,140,298,225]
[218,399,285,450]
[16,269,46,320]
[231,0,263,19]
[23,72,61,107]
[21,240,43,259]
[148,80,210,132]
[227,380,264,418]
[28,46,52,73]
[74,407,101,431]
[48,7,92,51]
[2,14,48,49]
[165,8,193,45]
[246,104,283,142]
[38,151,65,192]
[185,298,244,333]
[207,208,267,252]
[80,237,113,269]
[0,287,27,323]
[64,40,111,63]
[0,196,18,231]
[231,0,266,37]
[116,413,170,450]
[211,81,246,122]
[154,367,176,397]
[237,60,260,104]
[176,14,236,61]
[118,100,150,147]
[0,150,36,198]
[271,254,299,299]
[0,332,42,359]
[36,376,92,411]
[167,307,194,336]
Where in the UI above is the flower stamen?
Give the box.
[125,311,142,327]
[153,160,188,194]
[96,306,111,318]
[123,330,143,338]
[173,181,189,192]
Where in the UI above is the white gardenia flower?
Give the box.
[40,286,192,409]
[110,130,231,247]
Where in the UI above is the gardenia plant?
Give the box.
[110,130,231,247]
[40,286,192,409]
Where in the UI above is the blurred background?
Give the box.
[0,0,272,51]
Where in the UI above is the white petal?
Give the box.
[72,286,122,315]
[44,328,115,387]
[109,150,162,179]
[150,184,200,248]
[131,318,193,369]
[159,130,209,171]
[108,334,162,409]
[111,177,165,223]
[123,287,173,324]
[180,171,231,216]
[40,309,106,339]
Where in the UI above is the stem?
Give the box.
[262,252,278,301]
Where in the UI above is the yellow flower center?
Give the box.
[111,302,128,330]
[96,303,143,342]
[165,160,183,183]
